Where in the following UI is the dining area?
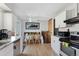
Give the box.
[24,32,41,44]
[21,32,52,56]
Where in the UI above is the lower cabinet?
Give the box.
[51,36,60,55]
[75,48,79,56]
[0,43,13,56]
[0,39,20,56]
[13,39,20,56]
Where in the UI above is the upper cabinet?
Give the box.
[0,9,3,29]
[55,3,79,28]
[77,3,79,14]
[0,3,20,33]
[3,12,14,31]
[0,3,12,30]
[0,3,21,38]
[66,3,77,20]
[55,11,66,28]
[64,3,79,24]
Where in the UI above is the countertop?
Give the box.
[0,36,20,50]
[52,35,69,38]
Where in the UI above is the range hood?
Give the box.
[64,3,79,24]
[64,16,79,24]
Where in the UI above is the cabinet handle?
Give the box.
[14,46,16,49]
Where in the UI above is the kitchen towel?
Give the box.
[63,42,69,48]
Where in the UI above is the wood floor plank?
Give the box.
[21,43,55,56]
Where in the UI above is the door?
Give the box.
[48,18,55,43]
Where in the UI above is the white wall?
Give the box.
[59,23,79,32]
[69,24,79,32]
[40,20,48,31]
[22,20,48,32]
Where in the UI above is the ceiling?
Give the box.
[6,3,71,21]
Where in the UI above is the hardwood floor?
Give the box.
[21,43,56,56]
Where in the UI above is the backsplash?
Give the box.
[59,23,79,35]
[69,23,79,32]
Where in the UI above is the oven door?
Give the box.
[60,43,76,56]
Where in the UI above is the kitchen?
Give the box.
[1,3,79,56]
[0,3,22,56]
[51,3,79,56]
[0,3,52,56]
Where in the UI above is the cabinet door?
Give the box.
[51,36,60,55]
[59,11,66,27]
[54,37,60,55]
[66,3,77,19]
[3,13,13,31]
[77,3,79,14]
[0,9,3,29]
[76,49,79,56]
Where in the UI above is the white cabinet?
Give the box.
[0,3,15,31]
[77,3,79,13]
[3,12,17,32]
[3,12,13,31]
[51,36,60,55]
[0,3,14,31]
[0,43,13,56]
[76,49,79,56]
[66,3,77,19]
[0,9,3,29]
[55,3,78,28]
[55,11,66,28]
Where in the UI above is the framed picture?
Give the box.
[25,22,40,30]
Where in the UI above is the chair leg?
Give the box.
[32,39,34,44]
[26,40,28,44]
[35,39,36,44]
[29,40,31,44]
